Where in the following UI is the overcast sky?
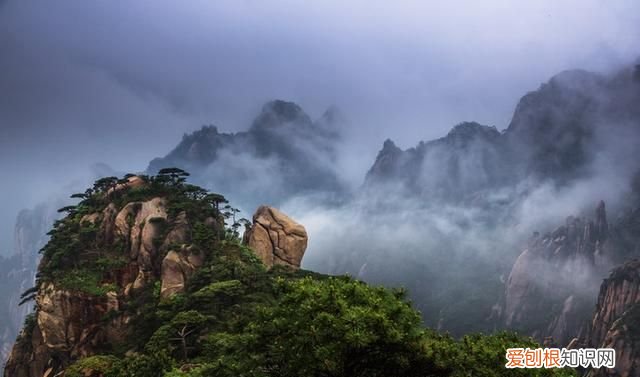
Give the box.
[1,0,639,251]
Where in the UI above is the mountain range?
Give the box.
[3,62,640,376]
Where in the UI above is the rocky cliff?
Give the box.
[4,175,225,376]
[500,201,612,346]
[359,63,640,342]
[576,260,640,377]
[365,66,640,204]
[3,172,314,377]
[498,196,640,377]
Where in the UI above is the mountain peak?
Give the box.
[382,138,399,151]
[318,105,344,125]
[251,100,312,130]
[444,122,500,144]
[548,69,602,87]
[365,139,403,183]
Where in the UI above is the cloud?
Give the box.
[1,1,639,252]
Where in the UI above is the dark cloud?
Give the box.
[1,1,639,250]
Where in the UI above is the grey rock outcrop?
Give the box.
[502,201,611,345]
[583,260,640,377]
[365,122,506,201]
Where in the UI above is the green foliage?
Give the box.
[111,353,174,377]
[18,286,38,306]
[192,222,217,250]
[110,254,577,377]
[57,205,77,214]
[93,176,119,193]
[54,268,116,296]
[66,355,119,377]
[186,240,266,294]
[190,280,244,314]
[69,353,174,377]
[204,193,228,210]
[209,276,441,377]
[423,331,577,377]
[14,312,37,355]
[35,169,228,289]
[147,310,210,360]
[125,281,165,351]
[157,167,190,186]
[41,218,83,272]
[21,169,580,377]
[95,256,129,271]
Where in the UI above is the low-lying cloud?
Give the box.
[2,1,640,251]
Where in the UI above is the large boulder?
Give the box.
[244,206,308,269]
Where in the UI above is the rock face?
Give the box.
[159,211,204,299]
[35,283,126,357]
[160,246,204,299]
[581,260,640,377]
[365,66,640,203]
[146,100,346,211]
[365,122,507,201]
[500,195,640,367]
[114,197,169,292]
[243,206,308,269]
[3,178,225,377]
[501,201,612,345]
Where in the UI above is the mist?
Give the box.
[2,0,640,250]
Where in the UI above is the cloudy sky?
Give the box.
[0,0,639,251]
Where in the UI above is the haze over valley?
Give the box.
[2,2,640,376]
